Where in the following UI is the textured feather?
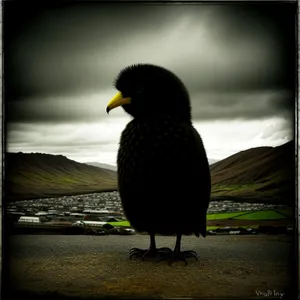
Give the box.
[117,116,211,237]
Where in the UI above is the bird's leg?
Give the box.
[129,232,172,260]
[156,233,198,265]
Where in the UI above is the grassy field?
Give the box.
[108,208,293,229]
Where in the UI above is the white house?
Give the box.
[18,216,41,223]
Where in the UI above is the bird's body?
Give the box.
[106,63,211,264]
[118,117,210,237]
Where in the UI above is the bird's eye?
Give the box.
[136,86,144,94]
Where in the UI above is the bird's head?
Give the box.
[106,64,191,121]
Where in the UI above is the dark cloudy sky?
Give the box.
[4,2,296,165]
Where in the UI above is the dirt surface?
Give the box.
[5,234,296,299]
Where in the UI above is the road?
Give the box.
[6,234,296,299]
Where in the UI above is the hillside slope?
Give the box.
[5,141,295,204]
[5,152,118,201]
[85,162,117,171]
[210,141,295,204]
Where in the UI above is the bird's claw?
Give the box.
[130,247,143,254]
[129,248,147,259]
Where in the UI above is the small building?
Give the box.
[18,216,42,223]
[35,211,48,216]
[72,220,108,228]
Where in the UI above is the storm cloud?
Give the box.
[7,89,294,124]
[5,3,295,122]
[4,2,296,163]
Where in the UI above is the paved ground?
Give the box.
[5,234,296,299]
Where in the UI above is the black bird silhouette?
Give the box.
[106,64,211,265]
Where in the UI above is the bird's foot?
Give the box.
[129,247,172,261]
[156,250,198,266]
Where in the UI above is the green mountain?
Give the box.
[210,141,295,205]
[5,140,295,204]
[5,152,117,201]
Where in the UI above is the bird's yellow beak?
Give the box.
[106,92,131,114]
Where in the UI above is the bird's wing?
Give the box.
[151,121,211,237]
[168,122,211,237]
[189,124,212,204]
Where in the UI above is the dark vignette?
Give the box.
[1,1,298,299]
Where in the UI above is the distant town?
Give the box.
[6,191,287,229]
[8,191,124,220]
